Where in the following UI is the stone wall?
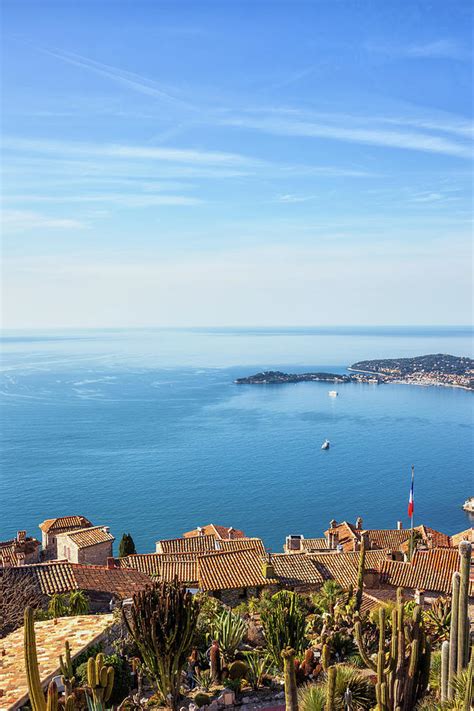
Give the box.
[218,584,279,607]
[77,541,113,566]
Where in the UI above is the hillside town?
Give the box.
[1,515,473,710]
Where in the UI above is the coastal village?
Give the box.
[1,514,473,710]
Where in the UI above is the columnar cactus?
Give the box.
[210,640,222,682]
[59,640,75,699]
[321,643,330,672]
[326,666,336,711]
[86,653,114,711]
[281,647,298,711]
[354,588,430,711]
[46,681,58,711]
[441,541,472,700]
[440,640,449,702]
[355,537,366,612]
[24,606,47,711]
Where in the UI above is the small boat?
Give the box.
[321,439,330,450]
[328,390,338,397]
[462,497,474,513]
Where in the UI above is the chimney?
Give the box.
[262,553,275,579]
[414,589,425,606]
[329,531,339,550]
[397,521,403,530]
[355,517,363,531]
[286,535,303,552]
[197,526,203,537]
[228,527,234,540]
[16,552,26,566]
[106,557,116,569]
[17,530,27,543]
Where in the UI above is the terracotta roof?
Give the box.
[39,516,92,533]
[300,538,331,552]
[158,559,198,585]
[197,549,278,591]
[6,561,150,598]
[118,552,197,577]
[323,520,451,553]
[360,589,399,614]
[0,614,113,710]
[324,522,359,551]
[450,527,473,547]
[271,553,324,586]
[216,538,266,555]
[415,525,451,548]
[64,526,114,549]
[157,534,217,554]
[308,550,387,589]
[0,537,41,567]
[364,529,411,550]
[183,524,246,540]
[379,548,473,595]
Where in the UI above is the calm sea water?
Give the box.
[1,327,473,553]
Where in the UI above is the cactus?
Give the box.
[442,541,472,700]
[463,645,473,711]
[228,659,249,680]
[321,644,330,672]
[354,588,430,711]
[440,640,449,702]
[281,647,298,711]
[210,640,222,682]
[24,606,47,711]
[326,666,336,711]
[355,537,366,612]
[46,682,58,711]
[261,590,306,669]
[59,640,75,699]
[85,653,114,711]
[123,580,200,709]
[302,647,315,676]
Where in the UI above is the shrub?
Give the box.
[194,692,211,707]
[228,659,249,680]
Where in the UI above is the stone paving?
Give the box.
[0,614,113,710]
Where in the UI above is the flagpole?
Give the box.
[410,465,415,561]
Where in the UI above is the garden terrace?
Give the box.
[0,614,113,710]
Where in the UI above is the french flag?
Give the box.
[408,467,414,519]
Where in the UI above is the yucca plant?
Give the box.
[211,608,247,663]
[298,684,326,711]
[195,669,212,692]
[331,664,375,710]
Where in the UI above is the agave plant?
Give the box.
[423,597,451,644]
[298,684,326,711]
[195,669,212,692]
[331,664,375,710]
[211,608,247,663]
[243,651,272,690]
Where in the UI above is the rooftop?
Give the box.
[63,526,114,549]
[183,524,246,540]
[379,548,474,595]
[39,516,92,534]
[156,534,217,555]
[198,549,278,591]
[0,614,113,710]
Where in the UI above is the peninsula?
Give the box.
[235,354,473,390]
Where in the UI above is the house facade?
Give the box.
[39,516,92,560]
[54,526,114,566]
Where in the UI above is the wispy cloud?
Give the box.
[366,38,470,61]
[2,194,203,207]
[277,194,317,203]
[220,113,472,159]
[1,209,86,231]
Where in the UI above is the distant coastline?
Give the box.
[235,354,474,391]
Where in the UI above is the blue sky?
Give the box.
[1,0,472,328]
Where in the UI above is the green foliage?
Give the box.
[224,678,243,697]
[195,669,212,692]
[312,582,345,616]
[228,659,249,680]
[68,590,90,616]
[242,651,271,690]
[86,653,114,711]
[423,598,451,645]
[331,664,375,710]
[123,580,200,709]
[298,684,326,711]
[261,591,307,669]
[118,533,136,558]
[211,608,247,663]
[48,593,69,619]
[194,693,211,708]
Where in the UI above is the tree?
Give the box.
[313,581,345,616]
[123,580,200,709]
[48,593,69,619]
[68,590,90,615]
[119,533,136,557]
[0,569,45,637]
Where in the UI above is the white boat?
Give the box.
[328,390,338,397]
[321,439,330,450]
[462,497,474,513]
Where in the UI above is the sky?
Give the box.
[1,0,473,328]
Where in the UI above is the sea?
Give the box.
[1,326,473,553]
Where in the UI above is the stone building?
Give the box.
[0,531,41,567]
[39,516,92,560]
[54,526,114,566]
[183,523,247,540]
